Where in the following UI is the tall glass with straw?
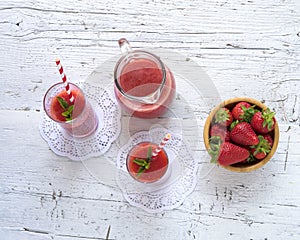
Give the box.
[43,58,98,138]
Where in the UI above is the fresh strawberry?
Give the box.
[224,129,231,142]
[210,124,225,137]
[210,141,250,166]
[210,124,230,142]
[232,102,251,120]
[232,102,257,122]
[250,135,272,159]
[230,122,259,146]
[251,108,276,134]
[262,134,273,147]
[214,108,233,126]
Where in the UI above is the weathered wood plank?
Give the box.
[0,110,299,239]
[0,0,299,239]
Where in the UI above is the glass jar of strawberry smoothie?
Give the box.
[114,38,176,118]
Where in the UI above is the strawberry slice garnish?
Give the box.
[230,122,259,146]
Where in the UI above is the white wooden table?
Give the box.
[1,0,299,239]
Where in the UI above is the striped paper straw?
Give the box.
[55,58,74,103]
[152,133,171,157]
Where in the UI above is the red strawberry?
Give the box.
[210,124,230,142]
[210,124,225,136]
[250,135,272,159]
[232,102,251,120]
[213,142,250,166]
[224,129,231,142]
[230,122,259,146]
[214,108,233,126]
[251,108,276,134]
[262,134,273,147]
[232,102,257,122]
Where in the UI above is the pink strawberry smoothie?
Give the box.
[126,142,169,183]
[115,58,176,118]
[45,84,98,138]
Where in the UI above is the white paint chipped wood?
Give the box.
[0,0,299,239]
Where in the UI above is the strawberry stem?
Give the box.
[262,108,275,130]
[250,135,271,155]
[208,136,222,163]
[240,105,258,122]
[214,108,230,124]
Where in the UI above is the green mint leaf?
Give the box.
[57,96,69,110]
[136,167,145,177]
[68,105,74,113]
[147,146,152,161]
[133,159,148,166]
[59,101,74,121]
[66,105,74,120]
[145,162,150,169]
[133,146,153,178]
[62,111,70,117]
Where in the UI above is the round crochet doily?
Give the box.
[39,82,121,161]
[116,128,198,213]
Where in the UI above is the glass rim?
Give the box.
[113,50,167,104]
[126,141,169,184]
[43,82,86,124]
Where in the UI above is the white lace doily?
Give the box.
[116,128,198,213]
[39,82,121,161]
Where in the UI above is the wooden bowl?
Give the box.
[203,97,279,172]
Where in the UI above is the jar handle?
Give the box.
[118,38,132,54]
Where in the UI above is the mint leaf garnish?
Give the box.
[133,159,148,166]
[57,96,69,110]
[133,146,153,178]
[62,112,70,117]
[56,96,74,121]
[147,146,152,161]
[136,167,145,177]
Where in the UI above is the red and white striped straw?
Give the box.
[55,58,74,103]
[152,133,171,157]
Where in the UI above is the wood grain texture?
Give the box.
[0,0,299,239]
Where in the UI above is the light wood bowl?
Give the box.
[203,97,279,172]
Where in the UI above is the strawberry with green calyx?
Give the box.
[262,134,273,147]
[243,153,256,163]
[251,108,276,134]
[209,138,250,166]
[210,124,230,142]
[57,96,74,121]
[214,107,233,126]
[232,102,258,122]
[208,136,222,162]
[224,129,231,142]
[250,135,272,159]
[230,122,259,146]
[232,102,250,120]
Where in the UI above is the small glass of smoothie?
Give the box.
[43,82,98,138]
[126,141,169,183]
[114,38,176,118]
